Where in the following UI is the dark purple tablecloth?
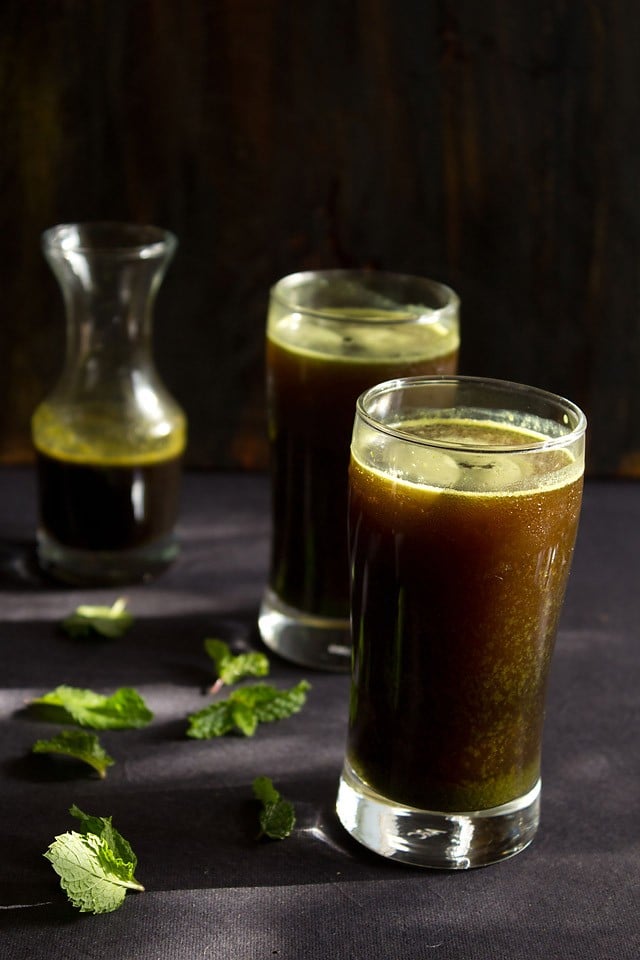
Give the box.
[1,469,638,958]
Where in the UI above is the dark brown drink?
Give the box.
[261,272,460,672]
[36,451,182,552]
[267,327,458,619]
[347,418,583,812]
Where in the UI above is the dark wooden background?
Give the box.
[1,1,639,475]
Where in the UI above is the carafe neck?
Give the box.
[42,222,176,377]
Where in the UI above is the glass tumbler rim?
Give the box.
[356,374,587,454]
[270,269,459,326]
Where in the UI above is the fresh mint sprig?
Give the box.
[44,805,143,914]
[187,680,311,738]
[61,598,133,639]
[204,638,269,694]
[32,729,115,778]
[31,685,153,730]
[252,776,296,839]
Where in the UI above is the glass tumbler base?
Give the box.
[336,761,540,869]
[36,530,179,586]
[258,588,351,671]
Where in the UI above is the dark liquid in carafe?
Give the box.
[36,451,182,552]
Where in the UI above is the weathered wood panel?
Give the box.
[0,1,638,474]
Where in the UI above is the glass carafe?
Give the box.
[32,222,187,585]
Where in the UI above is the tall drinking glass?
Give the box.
[336,376,586,868]
[259,271,460,670]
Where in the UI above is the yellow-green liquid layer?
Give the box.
[353,415,583,497]
[268,306,459,366]
[32,401,186,466]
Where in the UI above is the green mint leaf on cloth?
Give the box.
[32,729,115,778]
[31,685,153,730]
[61,598,133,639]
[231,701,259,737]
[204,638,269,691]
[252,776,296,839]
[69,804,138,866]
[187,680,311,738]
[44,805,143,914]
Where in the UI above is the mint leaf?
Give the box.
[44,806,143,914]
[31,685,153,730]
[252,775,280,805]
[32,729,115,778]
[204,638,269,691]
[61,597,133,639]
[230,701,258,737]
[187,700,236,738]
[252,776,296,839]
[70,805,137,868]
[187,680,311,739]
[244,681,311,724]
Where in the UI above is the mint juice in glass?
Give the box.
[337,375,586,868]
[259,271,460,670]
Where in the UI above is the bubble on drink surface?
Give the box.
[456,453,528,491]
[386,440,461,488]
[380,421,535,492]
[278,320,348,355]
